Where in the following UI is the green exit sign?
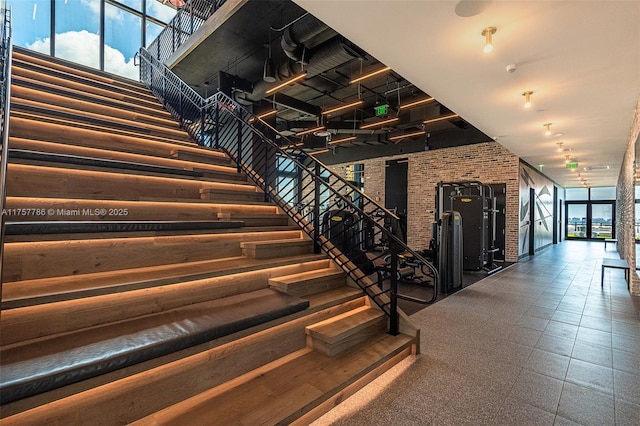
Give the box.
[566,162,578,169]
[374,104,389,116]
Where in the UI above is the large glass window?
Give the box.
[8,0,51,53]
[565,188,588,201]
[567,204,587,238]
[7,0,177,78]
[104,2,140,78]
[591,204,613,239]
[591,187,616,200]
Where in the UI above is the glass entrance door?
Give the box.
[566,202,614,240]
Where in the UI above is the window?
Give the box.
[7,0,176,78]
[565,188,588,201]
[590,187,616,200]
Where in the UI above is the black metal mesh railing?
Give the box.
[139,48,439,334]
[147,0,226,63]
[0,6,12,290]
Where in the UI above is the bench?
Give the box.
[604,238,618,250]
[601,258,629,289]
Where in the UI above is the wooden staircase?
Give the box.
[0,47,418,424]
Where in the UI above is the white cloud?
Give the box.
[147,1,178,23]
[80,0,125,21]
[26,30,138,80]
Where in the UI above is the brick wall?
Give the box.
[329,141,521,262]
[616,97,640,296]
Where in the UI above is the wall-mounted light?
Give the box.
[543,122,552,136]
[265,72,306,95]
[482,26,497,53]
[522,91,533,108]
[423,114,459,125]
[323,100,363,115]
[360,117,399,129]
[296,125,325,136]
[388,130,426,142]
[350,66,391,84]
[328,136,356,145]
[399,97,435,110]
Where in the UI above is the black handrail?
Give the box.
[147,0,226,64]
[0,6,12,300]
[138,47,439,334]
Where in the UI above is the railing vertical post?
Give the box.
[263,141,269,202]
[313,162,321,254]
[389,238,399,335]
[214,101,220,149]
[200,103,205,147]
[236,119,242,173]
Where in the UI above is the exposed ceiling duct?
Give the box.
[280,13,337,62]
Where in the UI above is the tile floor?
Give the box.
[314,241,640,425]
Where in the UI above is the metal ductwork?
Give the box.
[280,14,335,62]
[237,36,359,104]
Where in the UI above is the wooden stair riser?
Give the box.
[0,298,366,423]
[2,230,302,282]
[3,256,330,308]
[4,197,279,223]
[8,116,235,161]
[6,164,261,202]
[10,85,178,129]
[12,96,188,140]
[12,49,152,96]
[241,239,314,259]
[305,307,387,357]
[11,109,193,147]
[8,138,246,183]
[1,260,332,345]
[11,64,163,112]
[269,269,347,297]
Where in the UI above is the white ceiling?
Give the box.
[295,0,640,188]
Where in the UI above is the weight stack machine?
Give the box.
[438,211,463,294]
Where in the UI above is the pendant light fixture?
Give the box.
[263,31,276,83]
[543,123,552,136]
[522,91,533,108]
[482,27,497,53]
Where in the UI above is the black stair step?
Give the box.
[0,288,310,404]
[5,220,245,235]
[9,149,205,178]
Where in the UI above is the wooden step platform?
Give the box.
[269,267,347,297]
[0,288,309,404]
[241,238,314,259]
[306,306,387,357]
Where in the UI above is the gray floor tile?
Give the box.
[525,348,570,380]
[556,382,615,426]
[544,321,580,340]
[576,327,612,348]
[536,334,576,357]
[613,348,640,375]
[494,397,555,426]
[579,314,612,332]
[517,315,550,332]
[508,370,564,413]
[613,369,640,404]
[612,334,640,355]
[571,340,613,368]
[565,358,614,395]
[612,320,640,338]
[614,398,640,426]
[551,310,583,326]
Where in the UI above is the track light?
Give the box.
[350,66,391,84]
[522,91,533,108]
[296,125,326,137]
[309,148,330,155]
[423,114,459,125]
[482,27,497,53]
[359,117,399,129]
[328,136,356,145]
[323,100,363,115]
[388,130,426,142]
[265,73,306,95]
[399,97,435,110]
[543,123,552,136]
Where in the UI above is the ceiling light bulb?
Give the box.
[522,91,533,108]
[482,27,496,53]
[556,142,564,152]
[543,123,552,136]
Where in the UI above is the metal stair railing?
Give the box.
[147,0,226,64]
[138,47,439,335]
[0,5,12,299]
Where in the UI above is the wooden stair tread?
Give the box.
[270,267,344,285]
[129,332,414,426]
[240,238,309,249]
[305,288,364,310]
[2,255,329,308]
[306,306,385,343]
[0,288,310,404]
[4,220,245,235]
